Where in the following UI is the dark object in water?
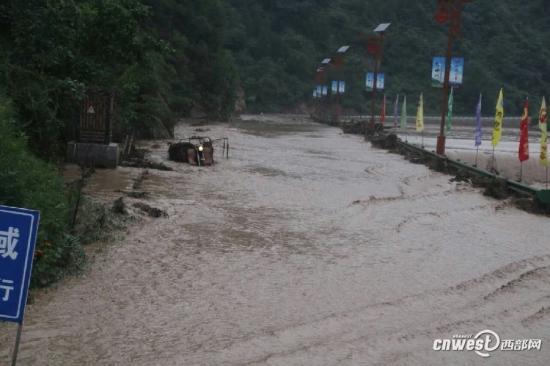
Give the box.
[342,120,364,135]
[371,133,397,150]
[133,202,168,218]
[120,158,173,171]
[169,142,195,162]
[168,137,214,166]
[112,197,127,215]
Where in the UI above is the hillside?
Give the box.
[225,0,550,115]
[2,0,550,156]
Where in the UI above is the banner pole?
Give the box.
[546,165,548,189]
[422,130,430,148]
[519,162,523,182]
[474,146,479,167]
[11,323,23,366]
[491,146,496,172]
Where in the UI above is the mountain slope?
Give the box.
[225,0,550,115]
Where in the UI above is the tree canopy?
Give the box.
[225,0,550,115]
[0,0,238,156]
[1,0,550,152]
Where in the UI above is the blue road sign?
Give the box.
[0,206,40,324]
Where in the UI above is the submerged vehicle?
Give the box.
[168,136,214,166]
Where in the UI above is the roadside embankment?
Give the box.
[323,118,550,215]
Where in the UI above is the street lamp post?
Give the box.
[368,23,391,138]
[435,0,470,155]
[332,46,349,123]
[313,64,327,120]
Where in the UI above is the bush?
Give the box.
[0,98,84,287]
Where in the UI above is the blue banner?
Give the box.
[432,57,464,88]
[338,81,346,94]
[366,73,385,91]
[331,81,338,94]
[450,57,464,86]
[432,57,445,88]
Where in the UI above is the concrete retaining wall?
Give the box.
[66,142,119,169]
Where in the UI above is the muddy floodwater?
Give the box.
[1,115,550,365]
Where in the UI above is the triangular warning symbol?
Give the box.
[87,106,96,114]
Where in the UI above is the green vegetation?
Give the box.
[2,1,549,148]
[0,0,237,152]
[1,0,549,286]
[0,97,84,287]
[0,0,238,286]
[225,0,550,115]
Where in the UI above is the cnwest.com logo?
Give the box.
[433,329,542,358]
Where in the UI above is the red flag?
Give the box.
[380,94,386,124]
[519,98,530,162]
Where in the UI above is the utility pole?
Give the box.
[313,64,327,120]
[332,46,349,124]
[435,0,470,155]
[367,23,390,139]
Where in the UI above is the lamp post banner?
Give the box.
[432,57,464,88]
[366,73,385,91]
[338,81,346,94]
[450,57,464,86]
[432,57,445,88]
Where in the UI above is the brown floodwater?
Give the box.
[1,114,549,365]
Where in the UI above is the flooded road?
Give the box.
[1,115,549,365]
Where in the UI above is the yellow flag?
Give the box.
[416,93,424,132]
[492,88,504,147]
[540,96,548,166]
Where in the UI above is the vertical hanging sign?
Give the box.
[432,57,464,88]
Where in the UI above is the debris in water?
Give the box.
[133,202,168,218]
[120,159,173,171]
[112,197,127,215]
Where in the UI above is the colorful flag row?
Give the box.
[389,90,549,167]
[489,89,548,166]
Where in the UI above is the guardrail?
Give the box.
[395,140,542,199]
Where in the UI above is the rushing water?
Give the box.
[1,115,549,365]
